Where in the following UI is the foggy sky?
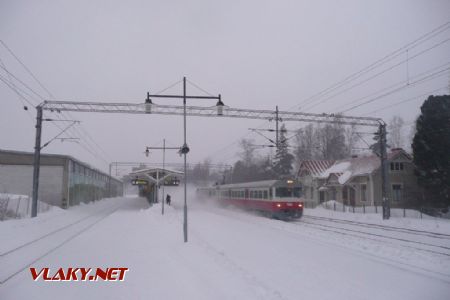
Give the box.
[1,0,449,176]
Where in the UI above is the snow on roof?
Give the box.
[129,167,184,176]
[298,160,335,177]
[320,161,351,179]
[319,149,410,185]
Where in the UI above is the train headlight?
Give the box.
[298,203,303,208]
[276,203,282,208]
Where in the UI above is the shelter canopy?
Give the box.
[129,168,184,185]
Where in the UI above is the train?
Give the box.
[197,179,304,220]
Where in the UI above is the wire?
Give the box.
[341,67,450,113]
[187,79,215,97]
[363,86,448,115]
[332,61,450,112]
[154,79,183,95]
[0,40,55,98]
[0,60,109,168]
[0,73,36,107]
[0,40,113,167]
[296,21,450,109]
[303,37,450,112]
[206,22,450,164]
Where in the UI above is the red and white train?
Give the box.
[197,179,304,219]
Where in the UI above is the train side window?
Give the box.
[263,190,268,199]
[258,191,262,199]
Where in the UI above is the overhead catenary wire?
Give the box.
[206,22,450,165]
[303,37,450,112]
[0,64,109,167]
[0,40,112,168]
[363,86,449,115]
[341,67,450,113]
[296,20,450,110]
[330,61,450,113]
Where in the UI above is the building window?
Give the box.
[361,184,367,202]
[392,184,403,202]
[390,162,404,171]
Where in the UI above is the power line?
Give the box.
[206,21,450,164]
[341,67,450,113]
[363,86,448,115]
[333,61,450,112]
[296,20,450,110]
[0,40,112,167]
[0,62,108,167]
[0,40,55,98]
[303,36,450,112]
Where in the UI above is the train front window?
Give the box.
[276,187,302,198]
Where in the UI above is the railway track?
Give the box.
[303,215,450,239]
[0,203,124,284]
[297,215,450,257]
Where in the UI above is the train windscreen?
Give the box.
[275,187,302,198]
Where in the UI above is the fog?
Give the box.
[1,0,449,175]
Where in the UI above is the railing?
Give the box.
[311,200,450,220]
[0,193,51,221]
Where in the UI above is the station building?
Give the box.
[0,149,122,208]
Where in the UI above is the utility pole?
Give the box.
[183,77,188,243]
[31,106,43,218]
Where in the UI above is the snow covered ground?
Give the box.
[0,193,52,220]
[1,186,450,300]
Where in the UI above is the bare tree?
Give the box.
[239,138,256,166]
[315,122,347,160]
[294,123,315,163]
[344,124,358,156]
[388,115,405,149]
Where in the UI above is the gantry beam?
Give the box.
[41,100,382,127]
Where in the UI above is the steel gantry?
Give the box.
[30,84,390,241]
[41,100,381,127]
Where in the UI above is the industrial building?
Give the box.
[0,149,122,208]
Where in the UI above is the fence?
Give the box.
[0,193,51,221]
[312,200,450,220]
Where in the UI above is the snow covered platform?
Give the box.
[1,193,450,300]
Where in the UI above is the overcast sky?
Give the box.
[1,0,449,176]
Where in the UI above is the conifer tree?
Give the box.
[412,95,450,207]
[273,124,295,177]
